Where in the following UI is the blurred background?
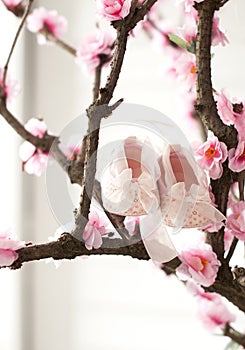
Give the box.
[0,0,245,349]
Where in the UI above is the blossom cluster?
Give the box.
[76,30,115,74]
[19,118,50,176]
[188,283,235,332]
[215,89,245,172]
[27,7,67,45]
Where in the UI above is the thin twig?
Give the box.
[43,31,77,56]
[218,0,231,8]
[92,55,112,102]
[224,324,245,348]
[239,177,244,201]
[93,180,131,241]
[2,0,33,91]
[93,65,102,101]
[72,0,159,241]
[225,237,238,263]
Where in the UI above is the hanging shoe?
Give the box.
[157,144,226,231]
[101,136,160,216]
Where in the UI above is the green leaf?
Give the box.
[168,33,189,50]
[187,38,196,54]
[168,33,196,54]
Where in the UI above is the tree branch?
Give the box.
[10,233,149,269]
[1,0,33,91]
[224,324,245,347]
[0,102,56,152]
[42,30,77,56]
[72,0,159,239]
[93,55,112,101]
[194,0,236,262]
[194,0,237,149]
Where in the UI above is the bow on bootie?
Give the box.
[101,137,161,216]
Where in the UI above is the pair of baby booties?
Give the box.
[100,137,225,263]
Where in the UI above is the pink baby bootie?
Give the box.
[101,136,161,216]
[157,144,226,231]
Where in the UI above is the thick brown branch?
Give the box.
[73,0,159,237]
[195,0,235,262]
[195,0,237,149]
[10,233,149,269]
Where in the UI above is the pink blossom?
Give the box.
[124,216,140,236]
[226,201,245,241]
[0,228,25,267]
[2,0,22,8]
[198,297,235,331]
[215,90,245,136]
[228,139,245,173]
[171,51,196,90]
[63,144,80,161]
[212,15,228,46]
[178,21,196,44]
[19,118,50,176]
[187,281,220,302]
[83,211,108,250]
[176,243,221,287]
[186,282,235,331]
[176,0,199,20]
[135,0,167,36]
[24,117,47,137]
[195,131,228,180]
[224,228,233,251]
[59,138,81,161]
[96,0,131,21]
[0,68,20,105]
[215,89,236,125]
[27,7,67,45]
[76,30,115,74]
[177,90,197,129]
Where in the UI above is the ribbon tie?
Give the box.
[106,169,159,214]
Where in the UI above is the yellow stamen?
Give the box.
[190,65,196,74]
[201,259,209,271]
[205,146,215,159]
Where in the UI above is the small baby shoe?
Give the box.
[157,144,226,231]
[101,137,161,216]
